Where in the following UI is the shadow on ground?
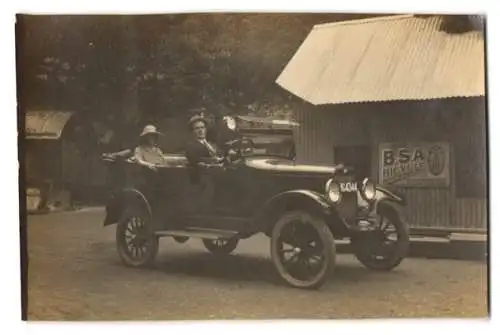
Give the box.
[148,251,405,287]
[337,240,488,262]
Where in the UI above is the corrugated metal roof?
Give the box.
[25,111,75,139]
[276,15,485,105]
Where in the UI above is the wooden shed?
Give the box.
[276,15,487,233]
[24,110,107,210]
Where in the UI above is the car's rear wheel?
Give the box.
[116,208,159,268]
[270,210,336,289]
[351,206,409,271]
[202,238,239,255]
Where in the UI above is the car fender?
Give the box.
[374,185,405,206]
[255,189,344,234]
[364,186,406,219]
[103,188,152,226]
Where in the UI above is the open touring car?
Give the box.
[102,115,409,289]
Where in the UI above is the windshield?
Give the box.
[246,138,296,159]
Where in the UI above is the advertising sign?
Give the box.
[378,142,450,187]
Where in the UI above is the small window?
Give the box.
[455,138,487,198]
[453,106,488,199]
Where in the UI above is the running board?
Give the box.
[155,227,239,240]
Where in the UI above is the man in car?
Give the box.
[185,114,222,168]
[185,114,224,212]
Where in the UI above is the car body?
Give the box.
[102,115,410,289]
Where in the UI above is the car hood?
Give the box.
[244,157,342,175]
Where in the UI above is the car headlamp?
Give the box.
[325,178,342,204]
[360,178,376,201]
[224,116,236,131]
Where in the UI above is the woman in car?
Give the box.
[134,124,167,171]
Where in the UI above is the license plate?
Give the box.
[340,181,358,192]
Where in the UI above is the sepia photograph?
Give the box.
[15,10,489,321]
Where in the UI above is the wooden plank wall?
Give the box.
[294,99,488,231]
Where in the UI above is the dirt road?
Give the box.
[26,209,488,320]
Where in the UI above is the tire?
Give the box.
[116,207,159,268]
[270,210,336,289]
[202,238,239,255]
[352,206,409,271]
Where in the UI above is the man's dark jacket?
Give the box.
[185,139,215,165]
[185,138,217,183]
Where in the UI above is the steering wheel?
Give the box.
[223,138,254,164]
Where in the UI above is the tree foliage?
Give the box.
[18,13,480,151]
[17,13,380,122]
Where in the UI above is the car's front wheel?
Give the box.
[351,205,409,271]
[116,208,159,268]
[270,210,336,289]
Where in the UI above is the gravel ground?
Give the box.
[26,209,489,320]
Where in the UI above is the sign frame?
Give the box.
[378,141,451,188]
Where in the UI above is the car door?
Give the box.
[210,161,249,216]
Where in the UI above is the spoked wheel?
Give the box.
[116,208,159,267]
[271,211,336,289]
[352,206,409,271]
[202,238,239,255]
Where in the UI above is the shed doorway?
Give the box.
[333,145,372,181]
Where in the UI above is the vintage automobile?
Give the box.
[102,115,409,289]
